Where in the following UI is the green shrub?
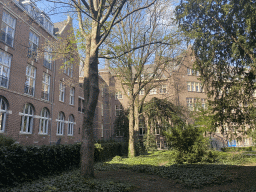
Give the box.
[0,134,16,147]
[0,141,128,188]
[221,146,254,152]
[143,134,157,151]
[164,124,208,164]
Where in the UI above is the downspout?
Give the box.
[49,60,56,145]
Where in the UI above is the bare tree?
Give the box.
[107,0,181,157]
[39,0,158,178]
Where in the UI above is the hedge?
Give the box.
[0,142,127,188]
[221,146,255,152]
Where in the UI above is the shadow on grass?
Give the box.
[95,161,256,191]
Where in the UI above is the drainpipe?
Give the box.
[49,60,56,145]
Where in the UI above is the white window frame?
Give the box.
[186,98,193,111]
[187,82,191,91]
[195,82,199,92]
[191,82,195,92]
[70,87,75,105]
[115,105,122,116]
[25,65,36,96]
[149,88,157,95]
[59,82,65,102]
[1,11,16,47]
[44,46,52,69]
[101,104,104,116]
[0,97,7,133]
[0,50,12,88]
[20,104,34,134]
[39,108,49,135]
[56,112,65,135]
[64,59,73,77]
[42,73,50,101]
[28,31,39,61]
[187,68,191,75]
[115,91,123,100]
[68,115,74,136]
[160,85,167,94]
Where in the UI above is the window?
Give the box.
[186,98,193,111]
[101,124,104,137]
[70,87,75,105]
[101,104,104,116]
[0,97,7,133]
[1,11,16,47]
[56,112,65,135]
[195,82,199,92]
[149,88,157,95]
[59,82,65,102]
[187,82,191,91]
[42,73,50,100]
[139,117,146,136]
[191,82,195,91]
[200,83,204,92]
[24,65,36,96]
[139,88,144,95]
[28,32,39,61]
[187,68,191,75]
[201,99,206,110]
[64,59,73,77]
[115,91,122,100]
[160,85,167,94]
[196,71,200,76]
[68,115,74,136]
[115,105,122,116]
[39,108,49,135]
[20,104,34,134]
[0,50,12,88]
[78,98,84,112]
[44,46,52,69]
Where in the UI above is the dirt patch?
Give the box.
[95,169,189,192]
[95,165,256,192]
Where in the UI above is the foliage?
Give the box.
[221,146,254,152]
[143,134,158,151]
[164,124,209,163]
[176,0,256,132]
[104,150,239,189]
[143,97,185,151]
[0,134,16,147]
[0,142,127,188]
[113,110,129,139]
[2,168,134,192]
[94,142,128,162]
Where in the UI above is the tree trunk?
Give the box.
[128,103,135,158]
[80,21,100,178]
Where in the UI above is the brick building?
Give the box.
[0,0,82,145]
[84,48,254,148]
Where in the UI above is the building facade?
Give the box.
[88,49,254,148]
[0,0,82,145]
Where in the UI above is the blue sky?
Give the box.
[35,0,71,23]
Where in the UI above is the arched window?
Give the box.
[56,112,65,135]
[20,103,34,134]
[39,108,50,135]
[68,115,74,136]
[0,97,7,132]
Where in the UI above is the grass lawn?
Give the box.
[2,150,256,192]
